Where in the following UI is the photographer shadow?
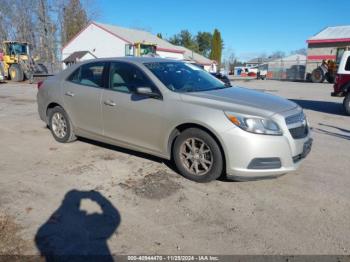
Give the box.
[35,190,120,261]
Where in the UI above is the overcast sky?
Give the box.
[95,0,350,61]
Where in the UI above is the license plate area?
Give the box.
[302,138,313,158]
[293,138,313,163]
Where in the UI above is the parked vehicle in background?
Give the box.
[256,64,268,80]
[332,51,350,115]
[37,57,312,183]
[210,72,231,86]
[1,41,50,82]
[311,59,337,83]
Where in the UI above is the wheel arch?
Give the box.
[341,81,350,94]
[46,102,64,122]
[167,122,227,168]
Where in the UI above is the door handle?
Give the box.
[104,100,117,107]
[65,91,75,97]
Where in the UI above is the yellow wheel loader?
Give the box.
[125,42,158,57]
[1,41,50,82]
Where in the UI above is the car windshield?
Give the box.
[144,62,227,92]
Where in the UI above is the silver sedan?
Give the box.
[37,57,312,182]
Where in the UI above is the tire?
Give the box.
[311,68,325,83]
[344,93,350,116]
[9,64,24,82]
[48,106,77,143]
[173,128,224,183]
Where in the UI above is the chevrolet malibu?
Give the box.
[37,57,312,182]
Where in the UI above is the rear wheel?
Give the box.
[48,106,76,143]
[173,128,223,183]
[311,68,325,83]
[9,64,24,82]
[344,93,350,116]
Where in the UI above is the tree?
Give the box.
[62,0,88,46]
[210,29,223,65]
[179,30,198,51]
[290,48,307,56]
[227,53,236,74]
[37,0,57,64]
[196,32,212,57]
[168,34,182,46]
[168,30,198,52]
[156,33,163,39]
[0,0,14,43]
[12,0,37,48]
[269,51,285,59]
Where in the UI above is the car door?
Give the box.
[62,61,107,136]
[101,61,165,154]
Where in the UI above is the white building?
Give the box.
[62,21,217,71]
[176,46,217,72]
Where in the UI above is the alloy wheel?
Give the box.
[180,138,213,176]
[51,112,67,139]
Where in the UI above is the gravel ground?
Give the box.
[0,79,349,255]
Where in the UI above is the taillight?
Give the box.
[37,81,44,89]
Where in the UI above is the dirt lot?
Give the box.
[0,79,350,256]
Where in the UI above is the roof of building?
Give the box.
[175,46,214,65]
[268,54,307,64]
[91,22,184,54]
[246,57,272,64]
[307,25,350,43]
[63,51,96,63]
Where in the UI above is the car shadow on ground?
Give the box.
[78,137,177,173]
[319,123,350,133]
[79,138,280,183]
[35,190,120,261]
[290,99,345,116]
[312,123,350,141]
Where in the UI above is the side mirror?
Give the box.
[135,87,161,99]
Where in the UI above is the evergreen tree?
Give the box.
[62,0,88,46]
[156,33,163,39]
[196,32,212,57]
[210,29,223,65]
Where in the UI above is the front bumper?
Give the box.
[221,126,312,180]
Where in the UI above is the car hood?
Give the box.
[180,86,298,117]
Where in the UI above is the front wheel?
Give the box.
[311,68,325,83]
[9,64,24,82]
[48,106,77,143]
[344,93,350,116]
[173,128,224,183]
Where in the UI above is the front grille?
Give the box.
[285,112,305,125]
[285,111,308,139]
[289,125,308,139]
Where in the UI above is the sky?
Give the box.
[93,0,350,61]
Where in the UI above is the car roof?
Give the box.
[79,56,180,65]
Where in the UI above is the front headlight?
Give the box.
[224,112,283,135]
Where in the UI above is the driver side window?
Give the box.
[109,62,155,93]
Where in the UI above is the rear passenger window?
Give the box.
[345,57,350,71]
[67,62,106,87]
